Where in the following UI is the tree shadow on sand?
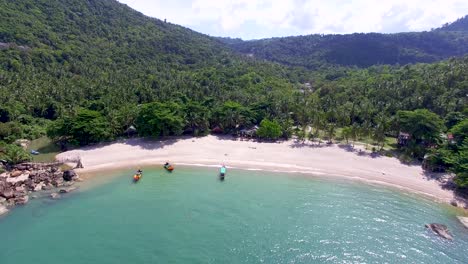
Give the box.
[289,140,329,149]
[423,171,468,208]
[335,143,384,159]
[214,134,287,145]
[122,137,180,150]
[73,137,181,152]
[212,134,240,142]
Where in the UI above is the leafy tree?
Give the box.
[184,101,210,136]
[449,138,468,188]
[325,123,336,143]
[0,142,31,164]
[341,126,352,144]
[213,101,254,131]
[294,127,306,142]
[445,112,465,130]
[0,122,23,143]
[397,109,445,147]
[372,114,391,150]
[135,102,184,137]
[47,109,112,145]
[450,119,468,145]
[256,119,283,140]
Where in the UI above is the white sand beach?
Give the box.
[57,135,458,204]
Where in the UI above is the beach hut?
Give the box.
[422,154,446,172]
[397,132,411,146]
[240,126,259,138]
[447,133,455,145]
[211,126,224,134]
[124,125,137,137]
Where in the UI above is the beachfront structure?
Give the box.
[397,132,411,146]
[211,126,223,134]
[239,126,259,138]
[124,125,137,137]
[422,154,446,172]
[446,133,456,145]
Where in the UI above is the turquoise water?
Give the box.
[1,167,468,264]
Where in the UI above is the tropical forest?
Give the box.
[0,0,467,190]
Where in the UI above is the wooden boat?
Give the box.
[220,166,226,180]
[164,164,174,172]
[133,174,142,182]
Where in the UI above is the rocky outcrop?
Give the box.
[34,182,44,192]
[50,193,61,200]
[0,205,8,216]
[458,217,468,229]
[63,170,77,182]
[0,163,80,210]
[14,195,29,205]
[7,173,29,183]
[425,223,453,240]
[0,188,14,199]
[10,170,23,177]
[59,186,78,194]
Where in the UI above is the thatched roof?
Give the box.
[211,126,223,134]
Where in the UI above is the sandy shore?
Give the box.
[57,135,457,204]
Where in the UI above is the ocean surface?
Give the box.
[1,167,467,264]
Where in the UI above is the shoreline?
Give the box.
[57,135,466,208]
[76,159,456,206]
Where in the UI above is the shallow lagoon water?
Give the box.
[1,167,467,264]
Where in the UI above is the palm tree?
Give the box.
[373,114,390,151]
[313,111,325,145]
[184,102,210,135]
[0,144,31,165]
[342,126,352,144]
[351,123,360,147]
[326,122,336,143]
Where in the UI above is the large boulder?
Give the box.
[457,217,468,229]
[5,199,15,208]
[6,173,29,184]
[59,187,78,194]
[0,188,14,199]
[10,170,22,177]
[63,170,76,182]
[15,186,26,193]
[50,193,61,200]
[14,195,29,205]
[33,182,44,192]
[425,223,453,240]
[0,205,8,216]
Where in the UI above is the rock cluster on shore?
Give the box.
[458,217,468,229]
[0,162,80,216]
[425,223,454,240]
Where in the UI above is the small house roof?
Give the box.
[124,125,137,133]
[399,132,410,137]
[211,126,223,133]
[240,126,259,133]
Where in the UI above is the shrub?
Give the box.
[0,142,31,164]
[257,119,283,140]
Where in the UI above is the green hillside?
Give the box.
[438,15,468,32]
[0,0,467,187]
[0,0,305,121]
[220,17,468,68]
